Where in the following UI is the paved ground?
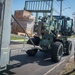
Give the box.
[60,56,75,75]
[0,38,75,75]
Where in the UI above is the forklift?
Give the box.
[0,0,73,72]
[26,15,73,62]
[24,0,73,62]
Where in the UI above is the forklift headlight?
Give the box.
[57,34,61,37]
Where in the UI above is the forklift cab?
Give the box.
[0,0,12,71]
[61,17,73,36]
[54,16,73,36]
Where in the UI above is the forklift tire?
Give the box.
[51,42,63,62]
[26,49,38,56]
[27,36,40,45]
[26,36,40,56]
[65,41,72,55]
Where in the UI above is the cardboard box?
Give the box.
[12,10,34,36]
[14,10,34,20]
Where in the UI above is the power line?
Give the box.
[56,0,70,16]
[45,0,72,17]
[57,0,64,17]
[65,0,75,11]
[61,1,72,16]
[55,1,60,7]
[45,1,60,15]
[63,0,75,17]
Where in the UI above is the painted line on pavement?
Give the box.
[70,55,74,59]
[11,48,27,53]
[43,59,65,75]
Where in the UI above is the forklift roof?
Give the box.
[53,16,71,20]
[25,0,53,2]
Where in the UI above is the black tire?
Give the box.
[65,41,72,55]
[26,49,38,56]
[26,36,40,56]
[27,36,40,45]
[51,42,63,62]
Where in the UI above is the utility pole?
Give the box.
[57,0,63,17]
[60,0,62,17]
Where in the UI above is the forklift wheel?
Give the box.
[51,42,63,62]
[26,49,38,56]
[65,41,72,55]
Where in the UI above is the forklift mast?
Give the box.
[24,0,53,22]
[24,0,54,35]
[0,0,12,71]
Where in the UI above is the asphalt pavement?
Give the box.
[0,38,75,75]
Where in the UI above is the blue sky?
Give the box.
[12,0,75,18]
[12,0,25,14]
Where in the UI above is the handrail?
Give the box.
[12,15,35,47]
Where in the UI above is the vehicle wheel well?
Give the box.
[55,40,64,46]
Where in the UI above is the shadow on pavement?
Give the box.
[10,51,55,66]
[9,51,55,69]
[0,51,56,75]
[0,70,15,75]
